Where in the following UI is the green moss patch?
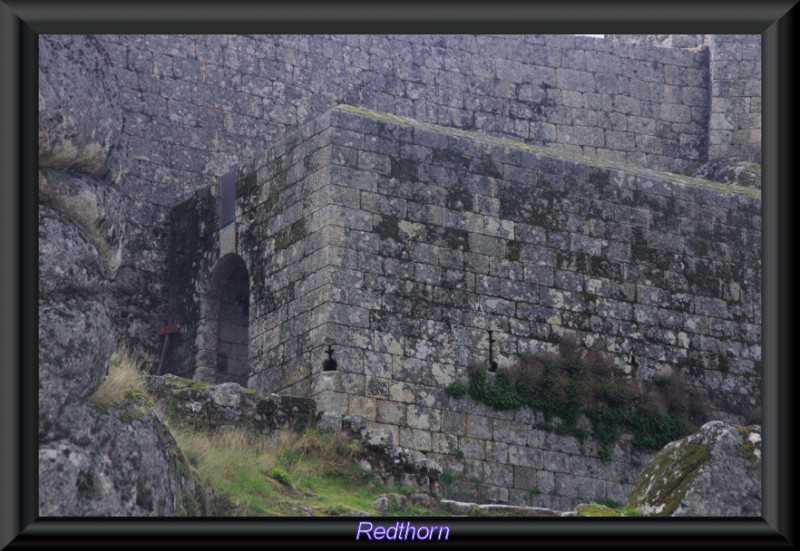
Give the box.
[575,503,623,517]
[626,442,710,516]
[274,219,307,251]
[374,214,402,241]
[334,105,760,200]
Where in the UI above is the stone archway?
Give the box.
[194,253,250,386]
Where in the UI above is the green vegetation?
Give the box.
[576,502,642,517]
[270,467,292,486]
[91,348,445,516]
[91,347,150,408]
[446,337,710,458]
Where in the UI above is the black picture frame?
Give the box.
[1,1,796,548]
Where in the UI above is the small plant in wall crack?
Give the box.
[454,448,465,460]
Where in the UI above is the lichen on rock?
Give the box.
[148,374,316,433]
[691,158,762,189]
[39,399,206,516]
[38,35,122,177]
[626,421,761,516]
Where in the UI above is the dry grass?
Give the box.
[90,346,149,406]
[39,177,114,275]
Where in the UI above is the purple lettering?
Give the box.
[355,521,373,540]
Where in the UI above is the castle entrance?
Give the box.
[195,253,250,386]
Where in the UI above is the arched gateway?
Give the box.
[193,253,250,386]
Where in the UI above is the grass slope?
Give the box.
[92,349,443,516]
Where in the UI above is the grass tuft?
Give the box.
[91,346,149,407]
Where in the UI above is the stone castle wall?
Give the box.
[38,34,762,511]
[169,105,760,509]
[708,35,762,162]
[42,34,760,356]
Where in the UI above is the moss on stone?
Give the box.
[76,469,96,498]
[741,440,757,459]
[575,503,623,517]
[333,105,761,200]
[275,219,307,251]
[445,187,474,212]
[374,214,402,241]
[336,104,411,126]
[505,239,521,262]
[718,352,731,375]
[626,441,710,516]
[443,227,470,251]
[732,424,760,459]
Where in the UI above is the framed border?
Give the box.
[1,1,796,548]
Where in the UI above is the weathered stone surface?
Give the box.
[363,428,394,448]
[359,428,441,494]
[626,421,761,516]
[170,104,760,512]
[39,398,205,516]
[148,374,316,433]
[475,503,562,517]
[39,169,126,280]
[38,204,115,428]
[409,492,437,508]
[316,411,343,431]
[38,33,763,516]
[38,33,762,363]
[691,159,761,189]
[372,493,407,513]
[39,35,122,176]
[343,414,367,434]
[440,499,477,515]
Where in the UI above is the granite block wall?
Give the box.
[40,34,761,358]
[708,35,762,163]
[168,113,340,389]
[170,104,761,508]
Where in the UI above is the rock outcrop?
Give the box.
[38,34,122,177]
[626,421,761,516]
[38,35,204,517]
[147,374,316,433]
[39,396,205,516]
[38,203,115,430]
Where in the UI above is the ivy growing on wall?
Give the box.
[446,337,710,461]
